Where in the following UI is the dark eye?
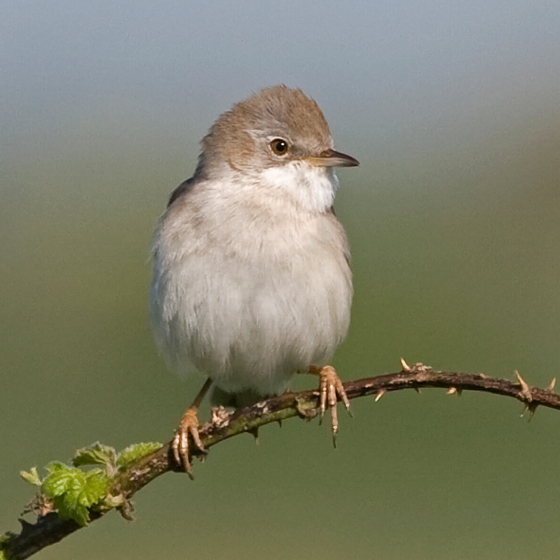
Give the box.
[270,138,289,156]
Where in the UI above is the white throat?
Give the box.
[258,161,339,213]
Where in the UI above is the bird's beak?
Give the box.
[304,149,359,168]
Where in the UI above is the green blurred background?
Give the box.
[2,2,560,558]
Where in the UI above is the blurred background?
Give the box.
[2,1,560,558]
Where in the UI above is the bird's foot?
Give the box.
[172,407,207,479]
[308,365,351,445]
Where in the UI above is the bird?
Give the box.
[150,85,359,476]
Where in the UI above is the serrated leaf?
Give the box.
[45,461,70,474]
[20,467,42,487]
[73,442,117,469]
[42,466,86,498]
[117,442,162,469]
[40,464,110,526]
[71,506,90,527]
[79,470,110,507]
[53,491,90,526]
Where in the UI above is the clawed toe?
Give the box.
[172,407,207,479]
[309,365,351,443]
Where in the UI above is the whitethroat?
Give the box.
[150,85,359,476]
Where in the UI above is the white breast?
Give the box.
[150,164,352,397]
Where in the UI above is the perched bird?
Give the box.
[150,85,359,475]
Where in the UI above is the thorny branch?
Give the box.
[3,361,560,560]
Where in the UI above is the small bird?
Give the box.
[150,85,359,475]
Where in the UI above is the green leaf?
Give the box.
[45,461,70,474]
[20,467,42,487]
[42,465,86,498]
[53,492,89,526]
[117,442,162,469]
[42,465,88,524]
[40,463,111,526]
[80,470,110,507]
[73,442,118,469]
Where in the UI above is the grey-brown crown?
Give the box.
[196,85,334,176]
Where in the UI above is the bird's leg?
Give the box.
[172,377,213,478]
[306,365,351,445]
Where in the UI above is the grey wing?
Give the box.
[167,176,196,207]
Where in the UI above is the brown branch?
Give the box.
[3,362,559,560]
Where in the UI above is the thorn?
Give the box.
[520,403,539,421]
[276,419,283,428]
[515,370,533,402]
[546,378,556,392]
[248,427,259,445]
[400,358,411,372]
[118,499,135,521]
[375,389,386,402]
[528,403,538,421]
[414,387,422,394]
[447,387,457,395]
[478,373,487,379]
[19,518,34,531]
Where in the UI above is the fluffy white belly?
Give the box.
[150,211,352,397]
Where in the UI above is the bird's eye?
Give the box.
[270,138,289,156]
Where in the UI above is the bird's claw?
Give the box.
[172,407,206,479]
[310,365,351,442]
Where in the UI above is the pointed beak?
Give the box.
[304,149,359,168]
